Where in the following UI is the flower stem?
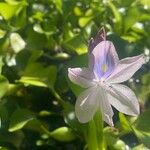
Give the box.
[94,111,104,150]
[87,119,98,150]
[87,111,104,150]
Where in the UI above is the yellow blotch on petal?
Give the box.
[101,64,108,72]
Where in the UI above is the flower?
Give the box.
[68,27,145,126]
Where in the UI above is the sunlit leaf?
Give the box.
[140,0,150,8]
[108,2,122,24]
[50,127,76,142]
[20,63,57,89]
[0,2,23,20]
[123,7,141,32]
[19,76,47,87]
[135,109,150,132]
[119,113,132,132]
[0,76,9,99]
[0,29,6,39]
[133,127,150,148]
[63,35,87,55]
[9,109,35,132]
[53,0,62,14]
[79,16,93,28]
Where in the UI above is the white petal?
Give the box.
[98,87,114,126]
[68,67,95,88]
[107,84,140,116]
[75,87,98,123]
[106,54,145,83]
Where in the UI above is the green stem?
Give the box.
[86,111,104,150]
[94,111,104,150]
[50,88,66,107]
[87,119,98,150]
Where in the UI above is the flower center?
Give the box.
[101,64,108,72]
[95,78,105,87]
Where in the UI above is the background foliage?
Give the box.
[0,0,150,149]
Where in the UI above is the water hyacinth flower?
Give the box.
[68,28,145,126]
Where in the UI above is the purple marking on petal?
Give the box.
[91,41,119,79]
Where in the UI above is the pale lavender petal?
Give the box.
[106,54,145,83]
[68,67,95,88]
[75,87,98,123]
[91,41,119,79]
[98,87,114,126]
[106,84,140,116]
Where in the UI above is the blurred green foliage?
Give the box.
[0,0,150,149]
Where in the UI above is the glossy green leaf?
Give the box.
[53,0,62,14]
[20,63,57,89]
[9,109,35,132]
[0,29,6,39]
[135,109,150,132]
[123,7,141,32]
[108,2,122,26]
[0,2,22,20]
[0,76,9,99]
[133,127,150,148]
[63,35,87,55]
[79,16,93,27]
[119,113,132,132]
[140,0,150,8]
[50,127,76,142]
[19,76,47,87]
[0,57,3,74]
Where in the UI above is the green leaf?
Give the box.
[119,113,132,132]
[50,127,76,142]
[19,77,47,87]
[133,127,150,148]
[0,2,22,20]
[0,76,9,99]
[0,56,3,74]
[111,139,127,150]
[20,63,57,89]
[108,2,122,24]
[0,29,6,39]
[123,7,141,32]
[79,16,93,27]
[140,0,150,8]
[0,146,8,150]
[63,35,87,55]
[9,109,35,132]
[26,29,47,50]
[135,109,150,132]
[132,144,148,150]
[53,0,62,14]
